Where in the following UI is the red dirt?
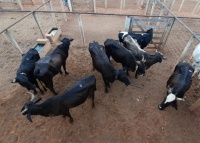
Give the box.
[0,1,200,143]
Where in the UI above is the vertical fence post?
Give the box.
[150,0,155,16]
[77,14,85,46]
[42,0,48,10]
[124,16,131,31]
[169,0,175,11]
[68,0,73,12]
[93,0,96,13]
[145,0,150,15]
[49,1,57,26]
[32,12,45,38]
[197,2,200,13]
[138,0,141,5]
[4,30,23,54]
[178,0,185,12]
[105,0,107,8]
[141,0,144,6]
[120,0,123,10]
[162,18,175,48]
[59,0,67,20]
[123,0,126,9]
[16,0,23,10]
[178,36,195,61]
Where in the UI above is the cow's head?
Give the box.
[135,55,146,76]
[61,38,74,45]
[22,48,40,62]
[158,93,186,110]
[155,51,167,63]
[21,92,42,122]
[12,73,36,91]
[115,69,130,85]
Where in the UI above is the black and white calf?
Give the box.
[104,39,146,78]
[21,75,96,123]
[123,35,166,77]
[34,38,73,95]
[158,61,194,110]
[12,49,46,94]
[118,28,153,49]
[89,41,130,93]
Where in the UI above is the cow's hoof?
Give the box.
[65,72,69,75]
[92,104,95,108]
[43,88,47,91]
[33,90,37,95]
[40,91,44,95]
[105,89,108,93]
[69,118,74,124]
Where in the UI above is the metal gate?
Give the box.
[125,16,175,49]
[70,0,94,12]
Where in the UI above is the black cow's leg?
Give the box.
[33,89,37,94]
[135,71,138,79]
[62,61,69,75]
[126,69,129,76]
[45,78,58,95]
[38,80,47,91]
[63,110,73,123]
[34,80,44,95]
[91,93,95,108]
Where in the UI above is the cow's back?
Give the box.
[17,49,40,75]
[104,39,129,62]
[89,42,116,82]
[167,62,194,97]
[60,75,96,108]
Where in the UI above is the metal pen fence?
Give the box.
[144,0,200,111]
[1,0,200,110]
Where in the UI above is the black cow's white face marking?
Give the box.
[164,93,176,104]
[79,84,82,87]
[121,32,128,39]
[158,93,178,110]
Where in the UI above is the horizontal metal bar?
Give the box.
[0,9,200,20]
[132,25,166,29]
[132,31,164,34]
[132,18,169,23]
[0,10,170,17]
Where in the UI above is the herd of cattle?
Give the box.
[11,28,199,123]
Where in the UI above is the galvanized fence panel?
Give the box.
[144,0,200,111]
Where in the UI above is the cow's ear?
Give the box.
[27,113,33,122]
[172,100,178,110]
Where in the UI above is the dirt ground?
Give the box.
[0,1,200,143]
